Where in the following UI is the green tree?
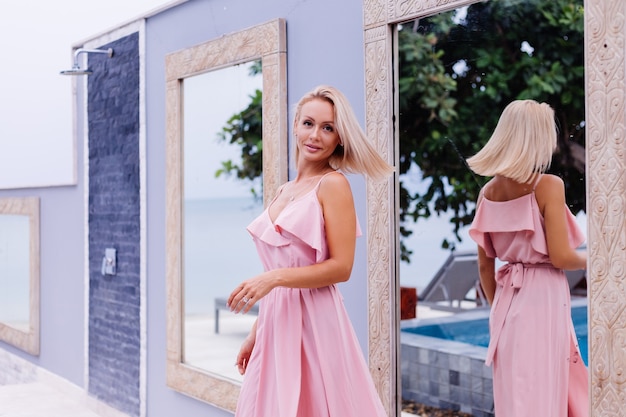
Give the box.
[214,61,263,199]
[217,0,585,263]
[398,0,584,261]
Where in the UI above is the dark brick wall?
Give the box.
[87,32,141,417]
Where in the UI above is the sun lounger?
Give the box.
[418,250,487,311]
[214,297,259,333]
[418,247,587,312]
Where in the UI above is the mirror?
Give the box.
[363,0,614,415]
[182,62,264,381]
[397,2,585,295]
[396,2,586,413]
[0,197,40,356]
[165,19,287,410]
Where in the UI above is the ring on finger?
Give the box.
[242,296,250,303]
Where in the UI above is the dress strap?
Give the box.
[314,170,340,191]
[269,183,287,204]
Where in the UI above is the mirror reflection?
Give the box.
[165,18,287,410]
[0,214,30,331]
[0,197,39,356]
[182,62,264,381]
[396,0,585,412]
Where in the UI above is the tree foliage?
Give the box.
[214,61,263,199]
[397,0,584,261]
[216,0,585,263]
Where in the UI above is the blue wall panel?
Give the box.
[87,32,141,417]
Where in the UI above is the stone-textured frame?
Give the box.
[363,0,625,416]
[165,19,288,411]
[0,197,40,356]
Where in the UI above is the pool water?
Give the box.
[404,305,588,365]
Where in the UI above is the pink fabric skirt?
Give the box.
[235,285,388,417]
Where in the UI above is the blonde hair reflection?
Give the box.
[467,99,557,183]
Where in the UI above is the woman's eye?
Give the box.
[323,125,334,132]
[303,120,312,126]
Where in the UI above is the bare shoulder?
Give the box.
[535,174,565,211]
[319,171,351,192]
[535,174,565,194]
[318,172,353,202]
[479,178,495,200]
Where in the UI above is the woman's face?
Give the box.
[295,98,341,165]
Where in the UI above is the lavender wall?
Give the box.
[145,1,368,415]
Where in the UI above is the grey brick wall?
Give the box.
[87,32,141,417]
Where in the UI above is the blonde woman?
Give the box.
[467,100,588,417]
[228,85,393,416]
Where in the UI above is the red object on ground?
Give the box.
[400,286,417,320]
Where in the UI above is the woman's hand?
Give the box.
[228,271,275,314]
[236,331,256,375]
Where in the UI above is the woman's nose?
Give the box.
[310,125,322,138]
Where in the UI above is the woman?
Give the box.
[228,85,393,416]
[467,100,588,417]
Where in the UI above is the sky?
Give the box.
[184,61,263,200]
[0,0,174,189]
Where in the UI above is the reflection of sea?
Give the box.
[185,196,474,303]
[184,197,589,300]
[0,215,30,324]
[184,197,264,317]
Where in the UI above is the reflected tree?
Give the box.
[216,0,585,264]
[215,61,263,199]
[398,0,584,260]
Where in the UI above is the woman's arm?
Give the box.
[228,172,357,313]
[477,245,496,305]
[472,190,496,305]
[535,174,586,270]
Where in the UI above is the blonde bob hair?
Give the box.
[467,100,557,184]
[293,85,394,181]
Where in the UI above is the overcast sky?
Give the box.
[0,0,173,189]
[184,62,263,200]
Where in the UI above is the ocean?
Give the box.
[183,197,264,317]
[182,196,484,319]
[183,195,588,314]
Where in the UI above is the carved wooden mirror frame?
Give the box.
[165,18,287,411]
[362,1,625,415]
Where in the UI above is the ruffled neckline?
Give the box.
[469,191,585,258]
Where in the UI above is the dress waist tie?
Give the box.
[485,262,554,366]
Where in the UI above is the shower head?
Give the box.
[60,48,113,76]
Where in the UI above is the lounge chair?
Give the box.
[418,250,487,311]
[566,245,588,297]
[214,297,259,334]
[418,248,588,312]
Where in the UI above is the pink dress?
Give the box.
[235,174,387,417]
[469,184,588,417]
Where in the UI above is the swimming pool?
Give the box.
[403,300,588,364]
[400,298,588,416]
